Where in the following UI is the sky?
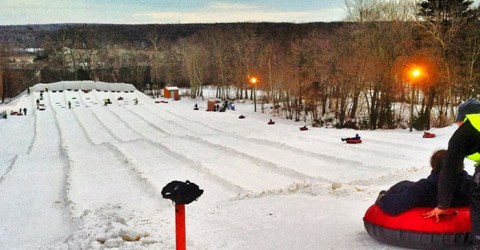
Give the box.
[0,0,346,25]
[0,80,473,249]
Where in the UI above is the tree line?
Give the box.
[1,0,480,130]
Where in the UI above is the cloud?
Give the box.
[209,2,256,11]
[0,0,346,25]
[135,6,344,24]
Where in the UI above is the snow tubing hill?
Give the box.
[363,204,471,249]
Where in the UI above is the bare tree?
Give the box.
[416,0,477,121]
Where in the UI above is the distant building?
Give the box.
[163,86,180,100]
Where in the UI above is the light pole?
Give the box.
[249,76,258,112]
[409,68,421,132]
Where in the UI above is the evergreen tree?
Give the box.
[418,0,476,23]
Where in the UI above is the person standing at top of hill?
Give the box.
[423,98,480,248]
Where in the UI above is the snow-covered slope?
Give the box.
[0,81,467,249]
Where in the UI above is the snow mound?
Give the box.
[57,204,163,249]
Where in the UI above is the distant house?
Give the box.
[163,86,180,100]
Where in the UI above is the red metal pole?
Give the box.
[175,204,186,250]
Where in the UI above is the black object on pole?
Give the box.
[161,180,203,205]
[162,180,203,250]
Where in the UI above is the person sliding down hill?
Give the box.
[376,149,471,216]
[341,134,360,141]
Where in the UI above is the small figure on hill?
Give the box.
[268,119,275,125]
[23,108,27,116]
[228,102,235,111]
[299,125,308,131]
[134,98,138,105]
[194,103,198,110]
[423,131,436,138]
[36,99,40,109]
[18,108,22,115]
[341,134,360,141]
[40,92,43,100]
[27,88,30,95]
[238,114,245,119]
[68,101,71,109]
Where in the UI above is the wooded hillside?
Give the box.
[1,0,479,130]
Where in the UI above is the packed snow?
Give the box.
[0,81,474,249]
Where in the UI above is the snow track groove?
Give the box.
[138,106,393,181]
[53,107,165,216]
[0,93,73,249]
[160,108,412,165]
[0,155,17,184]
[107,105,320,192]
[138,138,248,195]
[26,105,38,154]
[55,97,179,209]
[48,93,76,219]
[90,105,248,194]
[79,105,236,198]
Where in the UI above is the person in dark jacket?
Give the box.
[341,134,360,141]
[423,98,480,248]
[377,149,471,216]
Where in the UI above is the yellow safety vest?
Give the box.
[465,114,480,162]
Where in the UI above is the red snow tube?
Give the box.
[363,204,471,249]
[346,139,362,144]
[423,132,436,138]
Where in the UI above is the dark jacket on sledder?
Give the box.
[377,170,471,216]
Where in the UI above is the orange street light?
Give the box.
[410,68,422,80]
[248,76,259,112]
[249,77,258,85]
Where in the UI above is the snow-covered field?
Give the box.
[0,81,471,249]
